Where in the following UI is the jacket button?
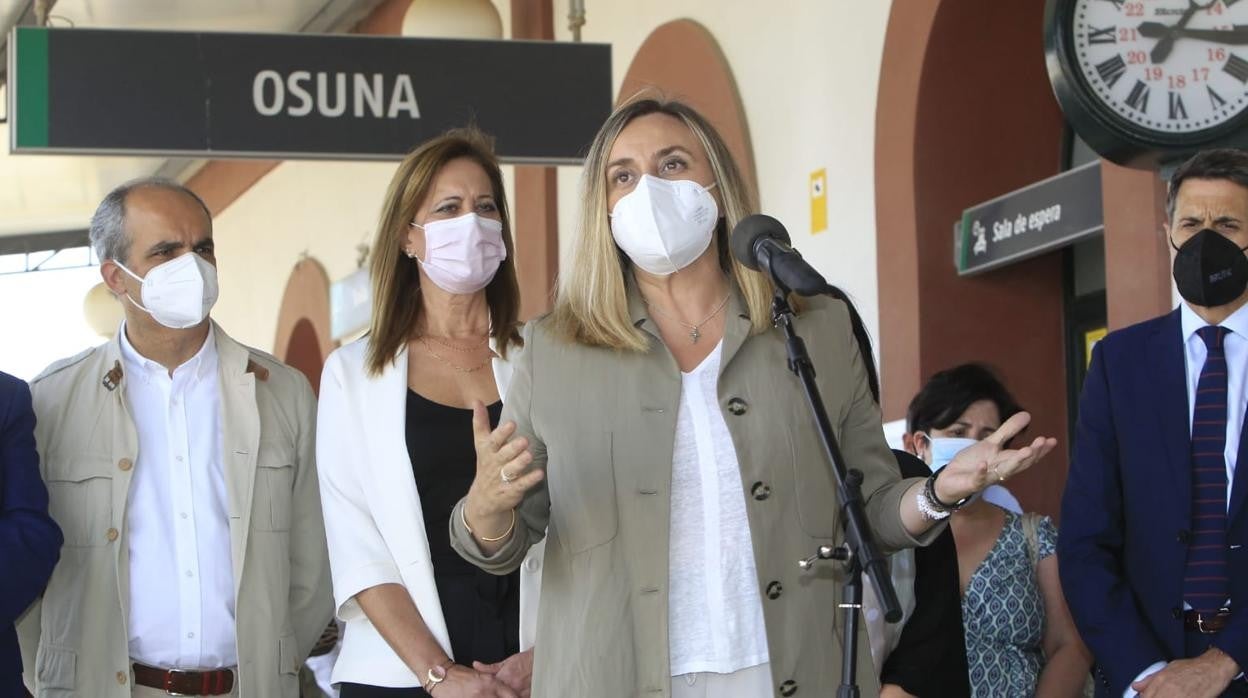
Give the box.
[524,556,541,573]
[1172,607,1183,620]
[766,581,783,600]
[779,680,798,696]
[106,528,119,542]
[116,671,127,684]
[727,397,748,416]
[751,482,772,501]
[1177,529,1192,544]
[118,458,133,472]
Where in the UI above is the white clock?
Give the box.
[1047,0,1248,165]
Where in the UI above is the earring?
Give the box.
[405,249,417,259]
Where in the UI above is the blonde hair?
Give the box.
[551,97,777,351]
[365,127,522,376]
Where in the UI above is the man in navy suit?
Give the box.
[0,370,61,696]
[1061,149,1248,698]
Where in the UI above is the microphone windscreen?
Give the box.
[730,214,791,271]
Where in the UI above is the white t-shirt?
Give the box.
[667,341,770,676]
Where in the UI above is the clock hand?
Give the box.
[1138,23,1248,44]
[1151,0,1216,64]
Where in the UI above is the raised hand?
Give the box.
[464,402,543,543]
[932,411,1058,505]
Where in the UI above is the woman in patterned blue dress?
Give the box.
[904,364,1092,697]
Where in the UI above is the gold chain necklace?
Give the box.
[424,334,489,353]
[645,293,731,344]
[418,337,493,373]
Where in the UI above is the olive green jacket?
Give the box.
[452,289,940,698]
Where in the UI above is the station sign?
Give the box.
[9,27,611,163]
[955,161,1103,276]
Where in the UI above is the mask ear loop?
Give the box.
[112,261,154,314]
[406,221,427,262]
[913,431,933,463]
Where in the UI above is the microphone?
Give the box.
[730,214,829,296]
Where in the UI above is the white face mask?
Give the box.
[116,252,219,330]
[609,174,719,276]
[918,433,979,473]
[410,212,507,295]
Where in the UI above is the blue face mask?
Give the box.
[920,435,978,473]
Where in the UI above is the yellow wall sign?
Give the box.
[1085,327,1107,369]
[810,168,827,234]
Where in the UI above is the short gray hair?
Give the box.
[89,177,213,263]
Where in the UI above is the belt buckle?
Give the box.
[1195,608,1229,635]
[1197,613,1216,634]
[163,669,190,696]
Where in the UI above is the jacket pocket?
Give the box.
[36,644,76,690]
[278,633,301,675]
[548,431,617,554]
[255,460,295,531]
[44,456,113,547]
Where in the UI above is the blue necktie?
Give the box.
[1183,325,1231,615]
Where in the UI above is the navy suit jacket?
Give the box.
[1059,309,1248,696]
[0,372,61,696]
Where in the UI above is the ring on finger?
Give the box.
[500,467,516,484]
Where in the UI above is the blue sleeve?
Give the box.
[1058,341,1168,696]
[0,376,63,623]
[1037,515,1057,561]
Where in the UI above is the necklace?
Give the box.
[645,293,731,344]
[424,334,489,353]
[418,336,493,373]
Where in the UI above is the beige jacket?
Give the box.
[17,322,333,697]
[450,290,941,698]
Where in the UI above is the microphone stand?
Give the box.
[772,288,901,698]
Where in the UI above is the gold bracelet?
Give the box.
[461,505,516,543]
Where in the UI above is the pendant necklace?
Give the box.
[645,293,731,344]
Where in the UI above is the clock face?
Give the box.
[1072,0,1248,137]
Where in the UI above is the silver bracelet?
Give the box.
[916,486,952,521]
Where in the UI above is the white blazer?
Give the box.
[317,337,544,688]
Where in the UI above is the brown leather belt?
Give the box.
[1184,608,1232,634]
[132,663,235,696]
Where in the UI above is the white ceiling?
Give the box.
[0,0,386,241]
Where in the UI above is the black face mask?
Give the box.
[1172,228,1248,308]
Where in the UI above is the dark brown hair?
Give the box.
[1167,148,1248,222]
[365,127,522,376]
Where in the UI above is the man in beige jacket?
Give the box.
[18,178,332,697]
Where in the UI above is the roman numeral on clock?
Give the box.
[1126,80,1150,112]
[1224,54,1248,83]
[1096,55,1128,88]
[1088,26,1116,44]
[1210,85,1228,109]
[1169,92,1188,119]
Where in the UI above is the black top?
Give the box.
[405,390,520,666]
[879,449,972,697]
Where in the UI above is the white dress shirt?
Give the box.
[1126,301,1248,697]
[668,342,770,677]
[120,325,237,669]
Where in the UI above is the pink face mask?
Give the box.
[409,212,508,295]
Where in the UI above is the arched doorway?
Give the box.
[874,0,1068,517]
[274,259,335,395]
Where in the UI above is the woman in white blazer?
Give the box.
[317,128,542,698]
